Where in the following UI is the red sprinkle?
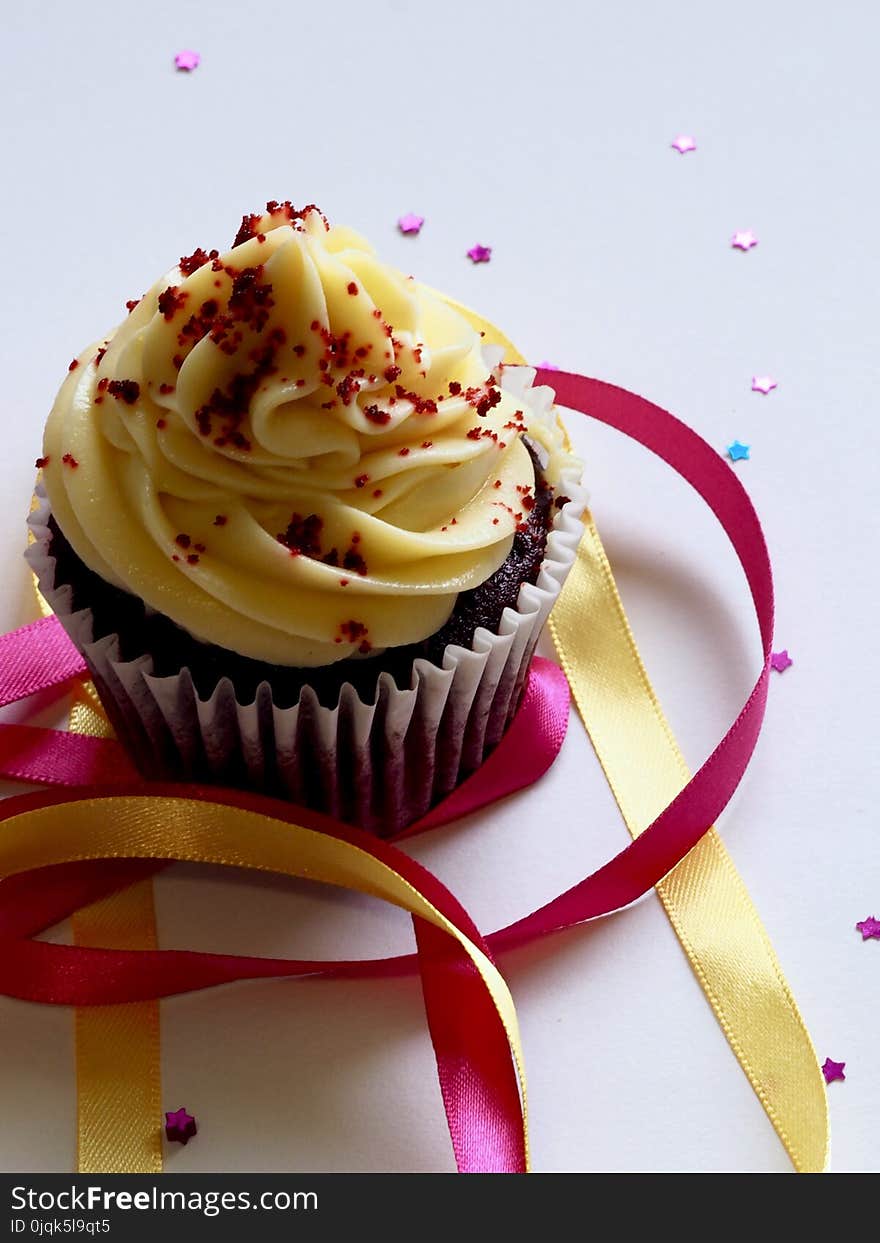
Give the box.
[277,512,324,558]
[347,282,358,295]
[68,359,79,372]
[186,554,200,566]
[233,212,263,248]
[392,383,437,415]
[340,578,349,587]
[179,247,219,276]
[342,544,368,575]
[61,453,78,469]
[372,489,383,498]
[107,379,140,405]
[175,533,191,549]
[156,418,167,430]
[354,474,369,488]
[335,373,363,405]
[339,619,368,644]
[475,387,502,418]
[213,514,228,526]
[157,285,189,321]
[398,447,410,456]
[34,455,50,469]
[232,201,327,250]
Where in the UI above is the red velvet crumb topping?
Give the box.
[107,379,140,405]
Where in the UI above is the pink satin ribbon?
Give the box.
[0,614,87,700]
[0,654,567,812]
[0,371,777,1174]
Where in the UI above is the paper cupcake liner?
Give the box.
[26,368,586,836]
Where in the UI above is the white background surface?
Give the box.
[1,0,877,1173]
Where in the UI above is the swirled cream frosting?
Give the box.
[42,203,563,666]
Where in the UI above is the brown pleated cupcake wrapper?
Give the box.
[26,369,586,836]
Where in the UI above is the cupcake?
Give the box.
[27,202,585,834]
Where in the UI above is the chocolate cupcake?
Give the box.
[27,203,585,834]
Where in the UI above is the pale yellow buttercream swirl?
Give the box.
[42,204,559,666]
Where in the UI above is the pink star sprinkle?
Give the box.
[671,135,697,154]
[397,213,424,236]
[752,375,778,395]
[731,230,759,251]
[770,650,793,673]
[466,244,492,264]
[856,916,880,940]
[165,1107,197,1144]
[174,50,201,72]
[537,360,560,371]
[821,1058,846,1084]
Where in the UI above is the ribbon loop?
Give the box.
[0,792,530,1173]
[1,366,828,1174]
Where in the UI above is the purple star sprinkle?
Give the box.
[770,650,793,673]
[856,916,880,940]
[731,230,759,251]
[174,50,201,72]
[821,1058,846,1084]
[671,134,697,154]
[165,1107,197,1145]
[466,244,492,264]
[752,375,778,395]
[397,213,424,236]
[537,360,560,371]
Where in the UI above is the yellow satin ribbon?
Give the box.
[23,307,829,1173]
[550,520,828,1173]
[69,692,163,1175]
[30,499,164,1174]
